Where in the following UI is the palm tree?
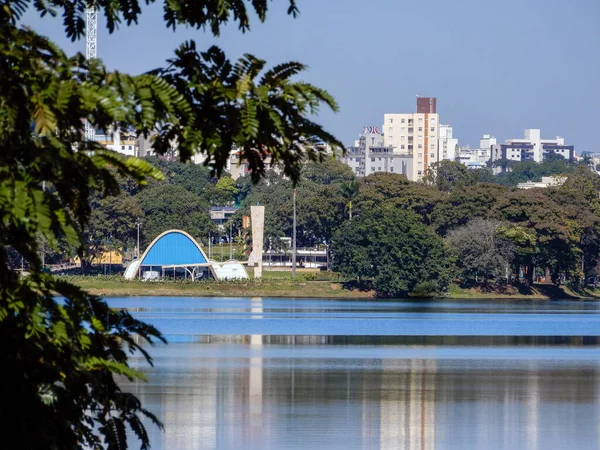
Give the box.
[340,181,360,220]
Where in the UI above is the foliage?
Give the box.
[331,206,453,297]
[446,219,513,286]
[231,162,350,247]
[355,173,445,226]
[153,43,344,182]
[493,158,578,187]
[136,184,216,247]
[423,160,474,192]
[301,158,355,185]
[432,183,508,235]
[0,0,343,448]
[339,181,359,220]
[83,194,144,268]
[215,177,238,205]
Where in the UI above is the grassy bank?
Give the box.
[65,274,375,299]
[64,274,600,300]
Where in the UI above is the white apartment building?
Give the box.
[383,112,439,179]
[490,129,575,173]
[457,134,496,169]
[438,125,459,161]
[342,127,413,178]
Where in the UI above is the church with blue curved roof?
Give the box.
[123,229,248,281]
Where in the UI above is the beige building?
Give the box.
[383,112,439,179]
[382,98,440,180]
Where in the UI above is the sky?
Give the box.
[23,0,600,151]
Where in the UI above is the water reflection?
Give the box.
[126,341,600,450]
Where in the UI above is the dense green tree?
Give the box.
[493,189,580,284]
[432,183,508,235]
[331,206,454,297]
[493,158,577,187]
[423,160,474,192]
[136,184,215,246]
[0,0,342,448]
[301,158,355,185]
[215,177,238,205]
[82,194,145,272]
[355,173,444,226]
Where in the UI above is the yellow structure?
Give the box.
[73,250,123,266]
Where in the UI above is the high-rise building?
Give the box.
[383,111,439,179]
[438,125,459,161]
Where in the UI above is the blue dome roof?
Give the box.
[140,230,208,267]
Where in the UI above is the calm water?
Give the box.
[110,297,600,450]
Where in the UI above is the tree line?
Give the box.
[63,154,600,299]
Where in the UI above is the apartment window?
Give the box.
[378,158,382,161]
[418,161,422,165]
[400,136,404,141]
[400,127,405,132]
[430,127,435,132]
[390,167,394,172]
[418,117,423,122]
[430,153,435,158]
[408,119,413,124]
[430,118,436,122]
[389,118,393,123]
[121,145,125,150]
[418,144,423,149]
[408,128,413,133]
[419,136,423,140]
[430,144,435,149]
[401,118,405,123]
[418,153,422,157]
[408,145,413,150]
[418,170,422,175]
[418,127,423,132]
[378,167,381,171]
[400,145,405,149]
[389,136,393,141]
[371,158,375,162]
[128,146,132,150]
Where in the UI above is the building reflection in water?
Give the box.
[378,359,436,450]
[126,339,600,450]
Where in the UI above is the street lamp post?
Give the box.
[135,220,141,259]
[229,220,233,260]
[135,220,141,279]
[292,188,297,278]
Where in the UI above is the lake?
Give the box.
[109,297,600,450]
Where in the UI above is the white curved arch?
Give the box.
[135,229,216,280]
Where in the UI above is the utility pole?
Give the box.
[292,188,297,278]
[135,220,141,279]
[229,220,233,260]
[136,220,141,259]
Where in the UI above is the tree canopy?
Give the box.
[0,0,343,448]
[331,206,454,297]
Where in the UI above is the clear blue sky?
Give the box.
[24,0,600,151]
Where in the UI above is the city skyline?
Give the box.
[23,0,600,152]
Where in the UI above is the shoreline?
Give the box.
[66,276,600,300]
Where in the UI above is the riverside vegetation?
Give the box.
[47,156,600,298]
[0,0,345,448]
[2,1,599,447]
